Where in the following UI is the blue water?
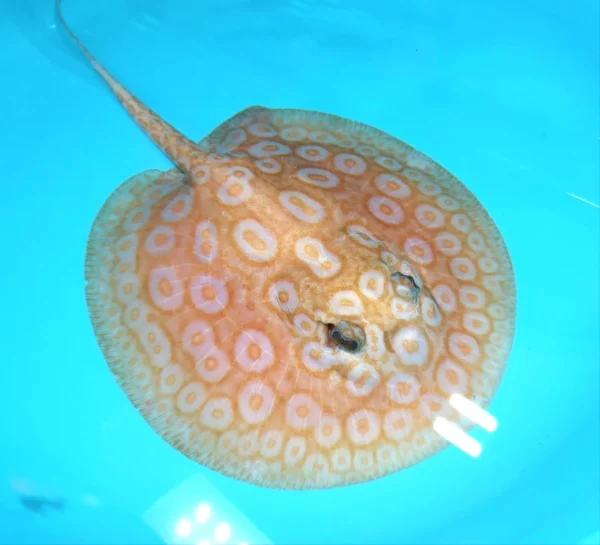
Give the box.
[1,0,598,543]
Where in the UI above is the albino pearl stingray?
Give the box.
[57,0,516,489]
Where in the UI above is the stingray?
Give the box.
[57,0,516,489]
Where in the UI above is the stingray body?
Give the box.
[57,1,516,489]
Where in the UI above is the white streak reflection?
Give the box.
[434,417,482,457]
[433,393,498,457]
[450,393,498,432]
[566,192,600,209]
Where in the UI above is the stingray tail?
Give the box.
[55,0,205,174]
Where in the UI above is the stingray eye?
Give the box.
[391,271,420,300]
[328,321,365,353]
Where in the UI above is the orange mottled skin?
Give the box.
[57,0,515,489]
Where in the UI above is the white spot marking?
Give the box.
[437,359,468,395]
[145,225,175,254]
[296,144,330,162]
[415,204,445,229]
[286,393,320,430]
[392,327,429,366]
[334,153,367,175]
[374,173,410,199]
[450,257,477,280]
[315,414,342,448]
[234,219,277,262]
[375,156,402,170]
[328,290,364,316]
[283,436,307,465]
[161,191,193,222]
[346,409,381,445]
[435,232,462,256]
[451,213,472,233]
[449,332,481,365]
[280,126,308,141]
[463,311,491,335]
[347,225,380,247]
[295,237,341,278]
[159,363,185,395]
[194,220,218,263]
[421,296,442,326]
[359,270,385,299]
[383,409,413,440]
[238,379,276,424]
[200,397,234,430]
[297,167,339,188]
[345,362,380,396]
[234,329,275,373]
[255,158,281,174]
[149,266,183,310]
[248,122,277,137]
[433,284,457,313]
[260,430,284,457]
[217,176,253,206]
[248,140,291,158]
[182,320,215,359]
[368,196,404,224]
[195,347,231,383]
[459,286,487,309]
[190,275,228,313]
[176,382,207,413]
[279,190,325,223]
[268,280,299,312]
[386,373,421,404]
[404,237,434,265]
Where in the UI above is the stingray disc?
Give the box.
[85,106,516,489]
